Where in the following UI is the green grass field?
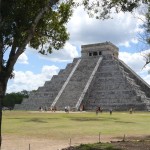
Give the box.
[2,111,150,140]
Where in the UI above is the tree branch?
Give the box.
[5,0,59,77]
[0,0,3,72]
[18,0,59,53]
[0,0,2,23]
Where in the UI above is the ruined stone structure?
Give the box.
[15,42,150,111]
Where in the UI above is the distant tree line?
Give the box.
[2,90,29,109]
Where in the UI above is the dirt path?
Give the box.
[1,134,120,150]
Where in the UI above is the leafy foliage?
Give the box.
[1,0,73,54]
[145,5,150,45]
[0,0,73,85]
[2,90,29,108]
[80,0,149,19]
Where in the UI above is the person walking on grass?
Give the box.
[109,108,112,115]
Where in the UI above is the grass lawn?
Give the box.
[2,111,150,140]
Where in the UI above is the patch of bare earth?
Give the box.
[112,140,150,150]
[113,135,150,150]
[1,135,150,150]
[1,134,121,150]
[63,136,150,150]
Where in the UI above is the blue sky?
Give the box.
[7,5,150,93]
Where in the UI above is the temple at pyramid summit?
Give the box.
[15,42,150,111]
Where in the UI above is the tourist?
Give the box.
[80,104,83,111]
[98,106,101,112]
[50,106,56,112]
[67,106,70,113]
[109,108,112,115]
[100,107,103,113]
[96,107,98,115]
[50,106,52,111]
[53,106,56,112]
[96,106,101,115]
[44,106,47,111]
[129,108,133,114]
[39,106,42,111]
[65,106,67,112]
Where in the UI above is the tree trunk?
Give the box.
[0,79,7,149]
[0,96,2,149]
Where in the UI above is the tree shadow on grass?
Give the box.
[8,117,59,122]
[70,117,119,122]
[7,117,27,119]
[114,120,135,124]
[70,117,136,124]
[47,118,60,120]
[25,118,48,123]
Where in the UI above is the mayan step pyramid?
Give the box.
[15,42,150,111]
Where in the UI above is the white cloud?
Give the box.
[18,53,29,64]
[142,74,150,85]
[7,65,59,93]
[67,6,143,47]
[42,65,59,77]
[25,7,145,63]
[38,42,79,62]
[119,50,150,84]
[119,52,145,72]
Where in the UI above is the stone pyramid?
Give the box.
[15,42,150,111]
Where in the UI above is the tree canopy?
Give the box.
[145,4,150,44]
[0,0,73,86]
[2,90,29,108]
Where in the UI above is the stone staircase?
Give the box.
[83,55,150,111]
[51,59,81,108]
[75,57,103,110]
[15,58,80,110]
[54,57,101,110]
